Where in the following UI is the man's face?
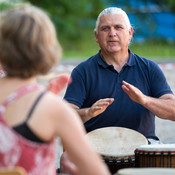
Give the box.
[95,13,133,54]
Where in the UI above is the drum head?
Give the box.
[117,168,175,175]
[87,127,148,158]
[136,144,175,151]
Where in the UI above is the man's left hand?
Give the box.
[122,80,146,105]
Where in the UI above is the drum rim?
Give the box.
[136,144,175,152]
[102,153,135,158]
[135,149,175,155]
[117,168,175,175]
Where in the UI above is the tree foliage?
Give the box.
[27,0,107,42]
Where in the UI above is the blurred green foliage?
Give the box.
[0,0,175,60]
[0,2,13,10]
[26,0,175,59]
[27,0,107,43]
[152,0,175,12]
[0,0,107,56]
[0,1,27,10]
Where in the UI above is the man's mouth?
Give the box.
[108,40,118,43]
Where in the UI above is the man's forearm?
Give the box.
[76,108,93,123]
[142,94,175,121]
[69,104,91,123]
[69,98,114,123]
[122,81,175,121]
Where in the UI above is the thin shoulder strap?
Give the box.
[26,91,47,121]
[2,84,40,108]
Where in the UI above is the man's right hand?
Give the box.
[70,98,114,123]
[88,98,114,118]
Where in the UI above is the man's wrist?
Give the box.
[85,108,92,120]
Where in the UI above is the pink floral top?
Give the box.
[0,84,56,175]
[0,64,5,78]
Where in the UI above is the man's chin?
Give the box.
[107,47,121,53]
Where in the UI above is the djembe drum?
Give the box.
[135,144,175,168]
[117,168,175,175]
[87,127,148,174]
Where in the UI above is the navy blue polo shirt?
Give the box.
[64,50,173,139]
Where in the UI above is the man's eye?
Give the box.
[102,27,109,31]
[115,26,122,29]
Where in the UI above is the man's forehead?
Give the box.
[99,14,126,26]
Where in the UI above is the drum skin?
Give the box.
[135,144,175,168]
[87,127,148,174]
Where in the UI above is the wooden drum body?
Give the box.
[87,127,148,174]
[135,144,175,168]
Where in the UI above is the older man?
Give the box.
[61,7,175,174]
[64,7,175,140]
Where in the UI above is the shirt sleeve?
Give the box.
[64,67,86,108]
[149,61,173,98]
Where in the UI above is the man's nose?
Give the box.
[109,28,116,36]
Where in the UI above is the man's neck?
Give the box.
[101,49,129,72]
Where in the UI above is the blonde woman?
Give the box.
[0,5,110,175]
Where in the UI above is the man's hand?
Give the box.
[60,152,79,175]
[47,74,71,95]
[88,98,114,118]
[122,80,146,105]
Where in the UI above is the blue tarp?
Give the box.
[108,0,175,42]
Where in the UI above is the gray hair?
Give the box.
[94,7,131,33]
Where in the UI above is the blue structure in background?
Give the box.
[108,0,175,42]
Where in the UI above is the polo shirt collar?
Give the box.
[126,49,135,67]
[97,49,135,69]
[97,50,109,69]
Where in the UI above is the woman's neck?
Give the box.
[1,76,37,90]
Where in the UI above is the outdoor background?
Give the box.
[1,0,175,61]
[1,0,175,169]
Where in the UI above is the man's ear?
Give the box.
[129,27,133,41]
[94,31,99,43]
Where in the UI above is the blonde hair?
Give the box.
[0,5,62,78]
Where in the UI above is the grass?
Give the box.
[129,42,175,62]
